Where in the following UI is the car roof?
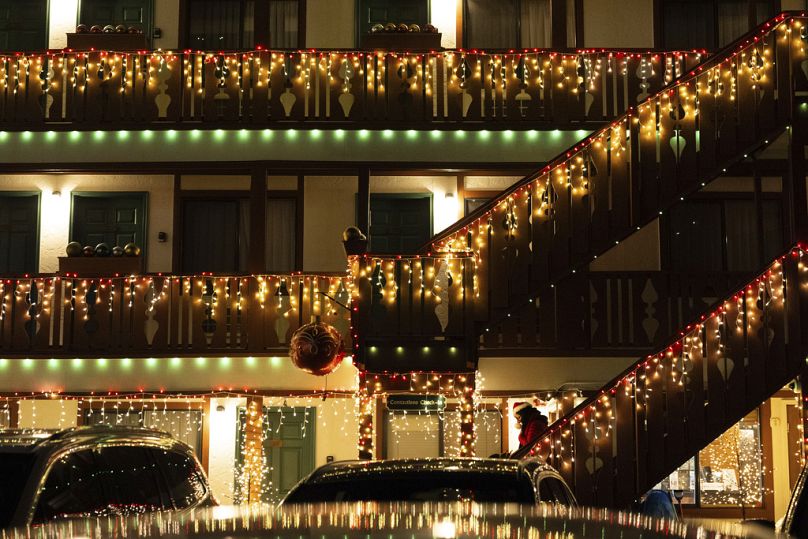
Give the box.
[304,457,551,483]
[0,425,180,455]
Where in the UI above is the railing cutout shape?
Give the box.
[0,48,703,128]
[511,244,808,509]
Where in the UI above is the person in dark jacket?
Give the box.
[513,402,549,451]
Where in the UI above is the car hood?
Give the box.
[8,503,784,539]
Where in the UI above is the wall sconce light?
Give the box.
[51,190,61,198]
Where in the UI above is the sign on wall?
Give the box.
[386,394,446,412]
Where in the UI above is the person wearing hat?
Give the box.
[513,402,549,451]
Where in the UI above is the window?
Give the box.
[181,195,297,273]
[182,198,249,273]
[185,0,303,49]
[369,194,432,253]
[34,450,108,522]
[0,194,38,275]
[85,408,204,457]
[358,0,428,38]
[79,0,153,38]
[464,0,576,49]
[465,197,491,216]
[659,0,775,50]
[95,446,168,513]
[666,197,783,272]
[655,410,764,508]
[156,449,207,509]
[0,0,47,51]
[71,193,147,254]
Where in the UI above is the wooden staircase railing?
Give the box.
[353,13,808,370]
[510,244,808,508]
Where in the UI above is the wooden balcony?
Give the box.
[0,274,352,358]
[350,252,753,359]
[0,49,702,130]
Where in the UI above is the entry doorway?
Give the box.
[235,406,315,502]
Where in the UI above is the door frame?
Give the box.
[0,191,41,274]
[234,405,316,502]
[69,191,149,253]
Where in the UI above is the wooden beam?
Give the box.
[248,165,267,274]
[551,0,568,49]
[358,166,370,235]
[171,174,182,274]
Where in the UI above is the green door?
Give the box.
[0,194,38,274]
[0,0,47,51]
[80,0,153,35]
[358,0,429,36]
[71,193,147,250]
[236,406,315,503]
[369,194,432,253]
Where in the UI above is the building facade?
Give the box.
[0,0,806,521]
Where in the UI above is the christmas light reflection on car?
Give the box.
[4,502,779,539]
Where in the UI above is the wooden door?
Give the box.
[182,199,244,273]
[0,194,38,274]
[0,0,47,51]
[71,193,147,251]
[369,194,432,253]
[236,406,315,503]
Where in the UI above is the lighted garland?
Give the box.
[0,47,707,125]
[517,245,807,464]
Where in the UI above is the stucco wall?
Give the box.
[583,0,654,48]
[0,174,173,274]
[306,0,355,48]
[153,0,180,49]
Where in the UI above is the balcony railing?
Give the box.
[0,49,703,130]
[351,252,753,356]
[0,274,351,357]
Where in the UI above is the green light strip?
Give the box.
[0,129,591,164]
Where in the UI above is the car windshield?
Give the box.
[0,452,36,527]
[284,471,536,504]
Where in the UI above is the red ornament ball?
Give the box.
[289,322,344,376]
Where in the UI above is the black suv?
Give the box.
[0,425,215,528]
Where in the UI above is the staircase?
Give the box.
[351,12,808,501]
[510,244,808,507]
[353,12,808,368]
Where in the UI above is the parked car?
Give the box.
[2,502,781,539]
[780,462,808,537]
[281,457,576,506]
[0,425,215,528]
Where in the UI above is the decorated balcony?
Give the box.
[0,48,703,130]
[0,273,351,357]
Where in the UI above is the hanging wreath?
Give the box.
[289,321,344,376]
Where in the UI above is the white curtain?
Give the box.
[269,0,299,48]
[466,0,518,49]
[565,0,576,48]
[266,198,296,271]
[521,0,551,48]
